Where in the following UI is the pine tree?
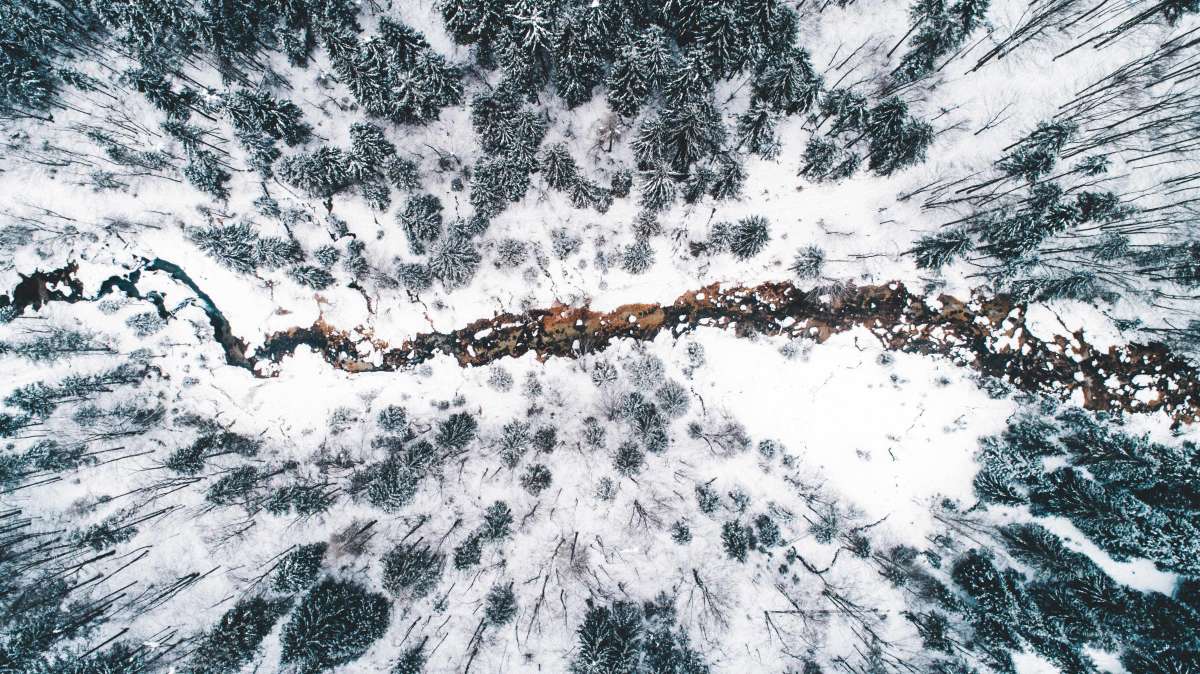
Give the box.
[520,463,553,495]
[736,103,780,158]
[280,578,391,673]
[453,532,483,569]
[381,542,443,598]
[729,216,770,259]
[553,8,609,107]
[638,164,677,211]
[435,412,478,450]
[721,520,751,561]
[223,90,311,146]
[484,583,517,625]
[397,194,444,255]
[540,143,579,190]
[185,596,291,674]
[390,641,427,674]
[606,44,650,117]
[274,543,328,593]
[427,236,481,289]
[622,240,656,274]
[569,601,644,674]
[709,156,746,200]
[278,146,352,198]
[752,46,822,115]
[184,150,232,200]
[614,440,645,476]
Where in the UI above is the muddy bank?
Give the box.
[3,262,1198,424]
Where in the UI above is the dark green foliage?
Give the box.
[278,146,352,198]
[864,97,935,176]
[381,541,443,598]
[330,18,462,125]
[186,596,291,674]
[569,598,711,674]
[265,482,336,517]
[377,405,408,433]
[973,409,1200,576]
[428,235,482,289]
[223,89,311,146]
[721,520,751,562]
[799,136,861,183]
[752,46,821,115]
[614,440,645,476]
[894,0,992,83]
[482,501,514,540]
[484,583,517,625]
[189,222,300,274]
[670,520,692,544]
[397,194,444,255]
[273,543,328,593]
[570,601,644,674]
[541,143,579,190]
[997,122,1076,182]
[0,0,76,111]
[206,466,260,505]
[280,578,391,673]
[911,229,973,269]
[435,412,477,450]
[736,103,780,158]
[520,462,553,495]
[754,514,781,547]
[728,216,770,259]
[453,532,483,569]
[390,641,427,674]
[695,482,720,514]
[184,150,232,200]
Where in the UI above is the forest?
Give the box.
[2,0,1200,672]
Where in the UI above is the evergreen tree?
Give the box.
[274,543,328,593]
[484,583,517,625]
[381,542,443,598]
[280,578,391,673]
[278,146,352,198]
[728,216,770,259]
[435,412,478,450]
[752,46,822,115]
[222,89,311,146]
[736,103,780,158]
[638,164,678,212]
[186,596,291,674]
[397,194,444,255]
[184,149,232,200]
[453,532,483,569]
[390,641,427,674]
[721,520,751,561]
[622,240,656,274]
[541,143,579,190]
[520,463,553,495]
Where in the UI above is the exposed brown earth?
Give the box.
[3,262,1198,425]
